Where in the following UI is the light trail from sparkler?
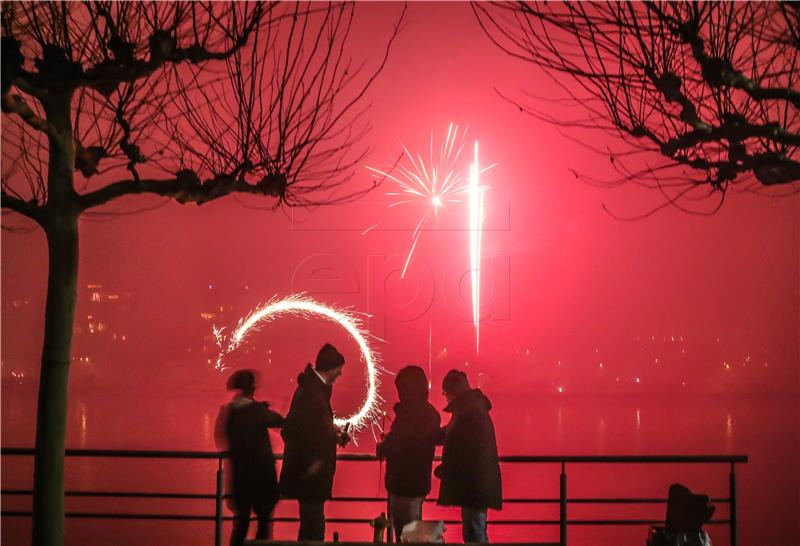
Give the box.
[214,294,382,431]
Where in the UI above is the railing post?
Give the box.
[215,456,224,546]
[729,462,737,546]
[560,461,567,546]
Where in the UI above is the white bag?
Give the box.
[400,520,446,543]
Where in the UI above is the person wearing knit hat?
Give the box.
[315,342,345,373]
[279,343,349,541]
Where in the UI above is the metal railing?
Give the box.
[1,448,747,546]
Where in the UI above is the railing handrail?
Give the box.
[0,447,749,464]
[1,447,747,546]
[0,489,738,505]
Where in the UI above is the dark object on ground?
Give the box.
[647,527,712,546]
[666,483,715,532]
[245,540,559,546]
[369,512,389,542]
[647,483,716,546]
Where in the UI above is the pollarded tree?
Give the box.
[473,1,799,216]
[0,2,402,544]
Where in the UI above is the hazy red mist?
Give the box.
[2,4,798,546]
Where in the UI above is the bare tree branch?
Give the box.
[3,2,402,216]
[1,189,43,222]
[79,2,266,96]
[473,1,799,213]
[78,171,288,209]
[163,2,406,209]
[1,93,59,139]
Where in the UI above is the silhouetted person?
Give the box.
[215,369,284,546]
[280,343,350,541]
[435,370,502,543]
[377,366,441,540]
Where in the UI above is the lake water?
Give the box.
[2,388,798,545]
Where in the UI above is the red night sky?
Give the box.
[2,3,798,545]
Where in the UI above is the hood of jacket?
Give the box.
[296,363,332,395]
[395,366,430,402]
[297,363,320,385]
[443,388,492,414]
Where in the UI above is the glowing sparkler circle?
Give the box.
[214,295,381,431]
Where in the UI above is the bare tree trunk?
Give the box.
[32,213,78,546]
[32,92,78,546]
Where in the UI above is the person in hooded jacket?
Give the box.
[435,369,502,543]
[279,343,350,541]
[215,369,284,546]
[377,366,441,540]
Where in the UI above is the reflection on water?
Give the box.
[2,389,798,545]
[79,402,88,448]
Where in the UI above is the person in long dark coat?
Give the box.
[279,343,350,541]
[435,369,502,543]
[377,366,441,540]
[215,369,284,546]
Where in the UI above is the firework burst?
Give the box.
[365,124,495,353]
[364,123,476,278]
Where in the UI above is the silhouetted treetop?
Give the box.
[474,1,799,216]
